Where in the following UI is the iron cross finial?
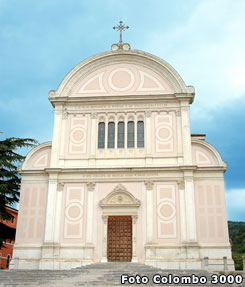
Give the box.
[113,20,129,45]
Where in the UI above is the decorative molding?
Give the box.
[177,180,185,189]
[86,182,95,192]
[99,184,141,207]
[63,102,177,112]
[144,181,154,190]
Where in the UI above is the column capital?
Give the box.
[62,108,68,119]
[177,180,185,189]
[102,215,108,223]
[176,110,181,117]
[87,182,95,192]
[144,181,154,190]
[132,215,138,224]
[57,182,65,192]
[145,111,152,118]
[91,112,97,119]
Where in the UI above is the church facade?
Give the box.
[12,42,234,270]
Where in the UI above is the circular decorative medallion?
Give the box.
[108,68,135,91]
[156,126,172,142]
[157,201,176,221]
[65,202,83,222]
[70,127,86,144]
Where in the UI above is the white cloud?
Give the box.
[225,189,245,221]
[146,0,245,114]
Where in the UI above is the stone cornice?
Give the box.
[49,93,194,107]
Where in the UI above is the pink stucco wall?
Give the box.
[194,180,229,244]
[15,182,48,244]
[71,63,173,97]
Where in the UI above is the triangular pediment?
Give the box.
[99,184,141,207]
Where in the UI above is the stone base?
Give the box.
[11,244,235,271]
[145,245,235,271]
[12,245,95,270]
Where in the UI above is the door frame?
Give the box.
[99,184,141,262]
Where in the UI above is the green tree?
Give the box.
[0,137,38,248]
[228,221,245,270]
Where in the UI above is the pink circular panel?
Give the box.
[108,68,134,91]
[70,128,86,144]
[68,206,80,218]
[160,204,173,217]
[159,127,170,139]
[156,126,172,142]
[157,201,176,221]
[112,71,131,89]
[65,202,83,222]
[73,130,84,141]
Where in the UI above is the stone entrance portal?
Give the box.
[99,184,141,262]
[107,216,132,262]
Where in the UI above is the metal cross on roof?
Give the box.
[113,20,129,45]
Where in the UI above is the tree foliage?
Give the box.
[228,221,245,270]
[0,137,38,247]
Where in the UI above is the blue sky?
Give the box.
[0,0,244,221]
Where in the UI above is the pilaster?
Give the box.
[180,101,192,165]
[86,182,95,244]
[178,180,187,244]
[90,113,97,157]
[50,106,63,167]
[145,111,152,156]
[131,215,138,262]
[145,181,154,243]
[101,215,108,262]
[183,170,197,243]
[43,172,59,243]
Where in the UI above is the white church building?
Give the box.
[12,27,234,270]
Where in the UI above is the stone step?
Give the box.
[0,262,244,287]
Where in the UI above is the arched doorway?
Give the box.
[99,184,141,262]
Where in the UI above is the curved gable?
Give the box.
[50,50,194,99]
[22,142,51,170]
[72,63,173,97]
[191,139,224,167]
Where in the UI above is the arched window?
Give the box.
[108,122,115,148]
[137,121,144,148]
[6,254,10,269]
[127,121,135,148]
[98,122,105,148]
[117,122,125,148]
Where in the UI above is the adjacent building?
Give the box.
[0,206,18,269]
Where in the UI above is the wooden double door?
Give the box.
[107,216,132,262]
